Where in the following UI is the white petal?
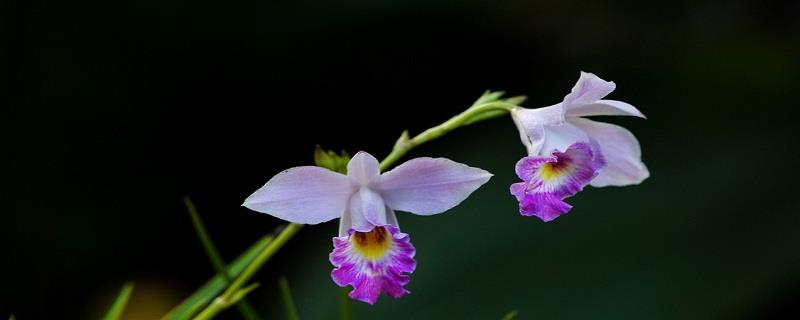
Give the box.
[339,204,399,237]
[566,99,646,118]
[347,187,386,231]
[511,105,565,154]
[569,118,650,187]
[347,151,381,186]
[539,122,591,155]
[377,157,492,215]
[338,207,352,237]
[385,206,399,227]
[243,166,354,224]
[563,71,616,108]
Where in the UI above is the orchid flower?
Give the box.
[243,151,491,304]
[510,71,649,221]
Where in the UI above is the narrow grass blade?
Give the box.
[501,310,519,320]
[230,282,261,304]
[102,282,135,320]
[278,277,300,320]
[189,223,302,320]
[162,234,273,320]
[184,197,228,275]
[183,196,260,320]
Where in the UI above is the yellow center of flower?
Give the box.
[351,226,393,260]
[539,161,573,181]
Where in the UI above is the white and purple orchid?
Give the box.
[510,71,649,221]
[243,151,491,304]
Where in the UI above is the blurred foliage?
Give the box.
[101,282,134,320]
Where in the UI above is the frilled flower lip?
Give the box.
[510,71,649,187]
[510,142,605,221]
[330,225,416,305]
[242,151,492,235]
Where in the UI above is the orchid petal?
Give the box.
[347,151,381,186]
[515,155,557,181]
[511,105,564,154]
[339,206,398,238]
[377,157,492,215]
[510,182,527,201]
[566,99,646,118]
[516,122,545,155]
[330,225,416,305]
[338,207,353,237]
[348,187,387,231]
[385,206,399,227]
[509,142,605,221]
[522,142,604,198]
[243,166,353,224]
[569,118,650,187]
[539,122,591,155]
[519,193,572,222]
[511,104,566,127]
[562,71,616,108]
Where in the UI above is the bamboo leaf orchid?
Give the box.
[243,151,491,304]
[510,72,649,221]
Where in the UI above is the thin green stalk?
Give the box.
[379,102,514,171]
[278,277,300,320]
[102,282,135,320]
[192,223,303,320]
[339,287,351,320]
[183,196,261,320]
[192,283,260,320]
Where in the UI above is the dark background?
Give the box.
[5,0,800,319]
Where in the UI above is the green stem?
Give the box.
[192,283,260,320]
[192,223,303,320]
[379,102,513,171]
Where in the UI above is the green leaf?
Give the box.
[471,90,507,107]
[189,223,303,320]
[314,145,337,170]
[9,315,16,320]
[314,145,350,173]
[503,95,527,106]
[161,234,274,320]
[501,310,520,320]
[229,282,261,305]
[183,196,261,320]
[185,197,228,276]
[102,282,135,320]
[279,277,301,320]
